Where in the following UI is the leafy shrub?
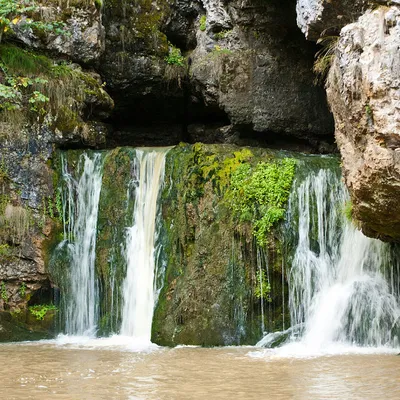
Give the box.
[199,15,206,31]
[165,44,185,67]
[227,158,296,246]
[29,304,58,320]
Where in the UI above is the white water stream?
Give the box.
[62,153,103,336]
[259,168,400,352]
[59,149,168,342]
[120,149,168,341]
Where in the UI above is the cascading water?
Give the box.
[61,153,104,336]
[120,149,168,341]
[258,167,400,350]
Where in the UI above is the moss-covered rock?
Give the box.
[152,143,295,346]
[95,147,137,334]
[0,310,55,342]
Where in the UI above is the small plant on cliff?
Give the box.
[254,269,272,301]
[199,15,206,31]
[29,304,57,320]
[164,43,186,87]
[55,189,63,222]
[313,34,339,84]
[19,282,26,297]
[165,44,185,67]
[343,200,353,222]
[0,242,10,257]
[1,280,7,302]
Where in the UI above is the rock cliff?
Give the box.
[8,0,397,341]
[295,0,400,241]
[326,6,400,241]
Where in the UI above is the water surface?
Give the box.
[1,342,399,399]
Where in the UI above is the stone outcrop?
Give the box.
[14,2,105,64]
[189,0,334,147]
[326,6,400,241]
[96,0,334,148]
[296,0,400,40]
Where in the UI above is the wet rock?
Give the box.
[326,6,400,241]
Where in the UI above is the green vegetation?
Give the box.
[343,200,353,221]
[0,243,10,257]
[169,144,296,247]
[55,189,63,222]
[1,281,7,302]
[19,282,26,297]
[254,269,271,301]
[199,15,206,31]
[0,0,65,44]
[193,144,253,191]
[212,45,232,55]
[165,43,185,67]
[0,44,112,138]
[164,43,186,87]
[313,35,339,84]
[227,158,296,246]
[214,29,231,40]
[28,304,57,320]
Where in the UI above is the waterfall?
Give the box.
[258,167,400,349]
[120,149,168,340]
[289,169,400,348]
[62,153,103,336]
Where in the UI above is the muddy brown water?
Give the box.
[1,341,399,400]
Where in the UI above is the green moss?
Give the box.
[214,29,231,40]
[152,144,293,346]
[104,0,170,55]
[52,106,81,133]
[0,45,52,76]
[95,148,137,334]
[0,243,11,259]
[0,44,113,136]
[199,15,206,31]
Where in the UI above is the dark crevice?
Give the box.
[28,281,56,307]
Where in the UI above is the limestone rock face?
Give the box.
[201,0,232,31]
[190,0,334,145]
[327,6,400,241]
[296,0,400,40]
[14,3,104,64]
[296,0,368,40]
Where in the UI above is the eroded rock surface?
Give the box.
[296,0,400,40]
[14,2,105,64]
[327,6,400,241]
[190,0,334,146]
